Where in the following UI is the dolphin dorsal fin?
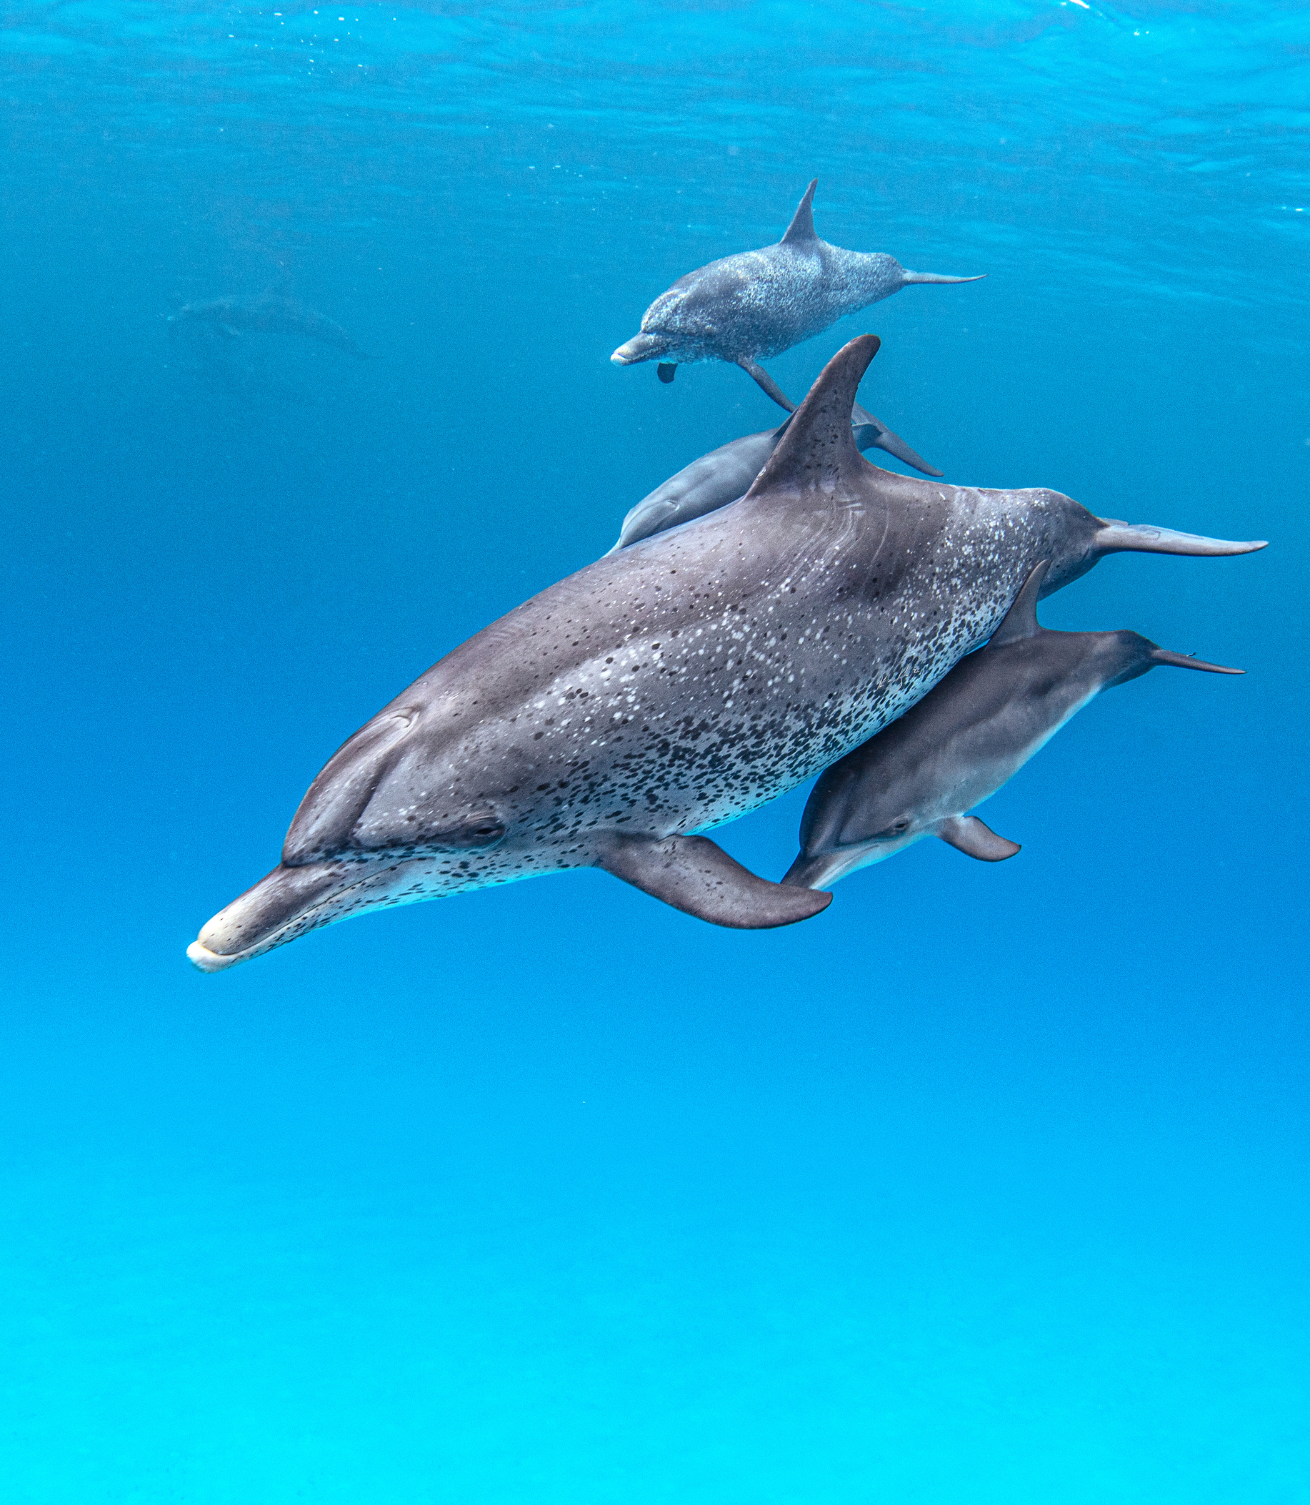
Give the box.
[989,560,1050,647]
[745,334,880,499]
[780,180,819,247]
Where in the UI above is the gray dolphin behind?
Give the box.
[610,179,981,410]
[609,400,942,553]
[187,334,1263,973]
[783,560,1244,890]
[168,294,374,359]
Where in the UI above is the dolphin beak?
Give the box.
[187,860,360,971]
[610,333,664,366]
[781,849,867,889]
[187,856,434,972]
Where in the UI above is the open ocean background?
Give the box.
[2,2,1307,1501]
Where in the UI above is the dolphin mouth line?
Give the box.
[186,858,415,973]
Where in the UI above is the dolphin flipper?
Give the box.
[595,832,832,928]
[736,358,797,413]
[850,402,943,477]
[658,363,677,384]
[935,815,1021,862]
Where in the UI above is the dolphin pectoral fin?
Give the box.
[1094,520,1268,556]
[657,363,677,383]
[736,358,797,413]
[594,833,832,929]
[850,404,943,477]
[934,816,1021,862]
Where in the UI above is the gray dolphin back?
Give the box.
[783,558,1245,891]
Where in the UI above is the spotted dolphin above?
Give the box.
[782,560,1244,890]
[187,335,1263,973]
[609,400,942,553]
[610,180,982,410]
[168,294,373,359]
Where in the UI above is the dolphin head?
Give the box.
[782,817,925,890]
[782,742,935,891]
[187,695,533,972]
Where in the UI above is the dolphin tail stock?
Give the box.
[1094,519,1268,557]
[899,271,987,286]
[850,402,943,477]
[594,832,832,928]
[746,333,881,498]
[1149,648,1244,675]
[934,815,1021,861]
[736,358,797,413]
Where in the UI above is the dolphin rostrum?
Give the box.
[782,560,1244,890]
[187,335,1263,973]
[609,400,942,553]
[610,180,982,410]
[168,294,373,359]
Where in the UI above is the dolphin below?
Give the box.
[609,400,942,553]
[610,179,982,410]
[782,560,1244,890]
[168,294,373,358]
[187,334,1264,973]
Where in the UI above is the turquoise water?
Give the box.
[2,3,1307,1500]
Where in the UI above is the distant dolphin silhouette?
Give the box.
[609,400,942,552]
[186,334,1263,973]
[611,180,981,409]
[168,294,373,359]
[782,560,1244,890]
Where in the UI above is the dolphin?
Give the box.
[187,334,1264,973]
[609,400,942,553]
[168,294,373,358]
[782,560,1244,890]
[610,180,982,410]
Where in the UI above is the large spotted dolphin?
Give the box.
[168,294,373,359]
[187,335,1264,972]
[610,180,981,410]
[782,560,1244,890]
[609,400,942,552]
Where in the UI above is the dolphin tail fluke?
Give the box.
[736,358,796,412]
[899,271,987,285]
[850,403,943,477]
[746,334,880,498]
[1094,520,1268,557]
[595,832,832,928]
[1150,648,1244,675]
[935,815,1021,862]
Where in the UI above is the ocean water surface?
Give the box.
[1,2,1307,1501]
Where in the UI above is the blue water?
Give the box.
[2,3,1307,1500]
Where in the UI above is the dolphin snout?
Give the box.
[187,860,362,972]
[610,333,665,366]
